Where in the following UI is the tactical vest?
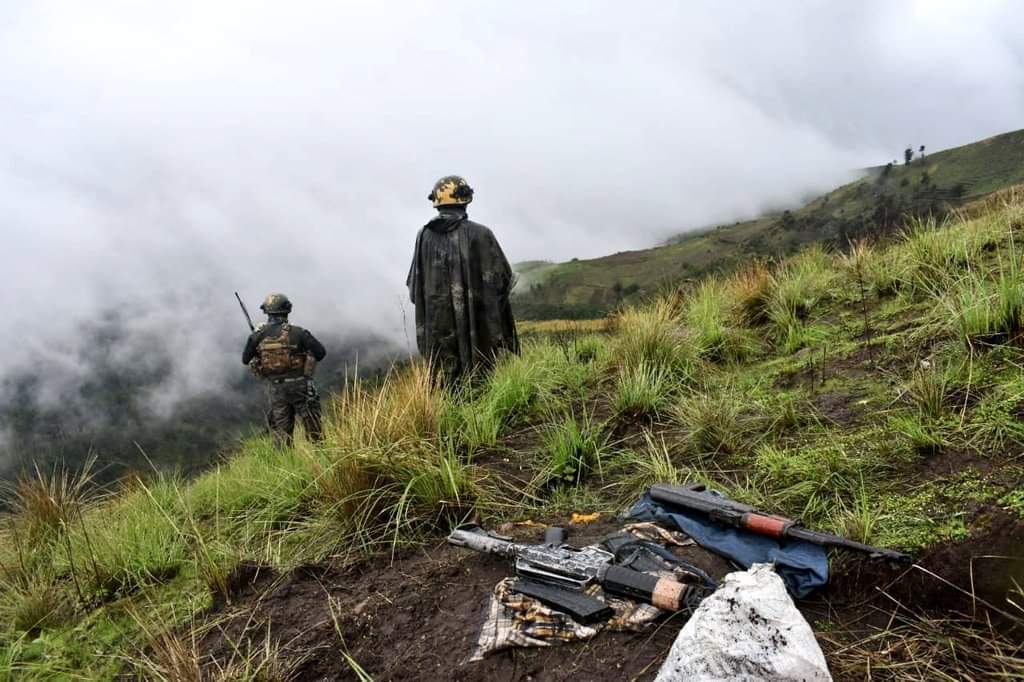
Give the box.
[255,325,307,378]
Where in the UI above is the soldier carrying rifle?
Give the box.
[240,293,327,447]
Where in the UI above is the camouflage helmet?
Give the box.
[260,293,292,315]
[428,175,474,207]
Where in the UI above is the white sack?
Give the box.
[655,563,832,682]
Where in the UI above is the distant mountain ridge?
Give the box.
[512,128,1024,320]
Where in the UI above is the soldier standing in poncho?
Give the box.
[407,176,519,380]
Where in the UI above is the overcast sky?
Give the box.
[2,0,1023,409]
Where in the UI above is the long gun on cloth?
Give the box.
[448,525,700,612]
[649,483,911,563]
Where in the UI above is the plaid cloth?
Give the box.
[466,578,600,662]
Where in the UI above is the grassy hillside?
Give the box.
[514,128,1024,319]
[2,193,1024,679]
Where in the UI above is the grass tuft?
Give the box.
[753,441,880,524]
[0,571,74,634]
[60,477,188,600]
[729,262,773,326]
[889,413,947,453]
[939,255,1024,349]
[456,341,595,451]
[3,458,96,553]
[540,411,607,488]
[613,362,675,417]
[674,386,748,455]
[904,361,954,420]
[607,433,689,501]
[965,380,1024,452]
[611,299,695,377]
[767,245,836,350]
[683,278,756,361]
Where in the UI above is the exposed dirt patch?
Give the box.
[774,341,894,391]
[811,390,869,428]
[196,522,739,682]
[211,560,273,611]
[472,424,548,490]
[193,507,1024,681]
[915,447,1003,480]
[829,507,1024,622]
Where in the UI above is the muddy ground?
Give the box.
[195,510,1023,682]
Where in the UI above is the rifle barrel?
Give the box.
[785,526,911,563]
[235,292,255,332]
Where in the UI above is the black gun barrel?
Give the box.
[784,526,911,562]
[235,291,255,332]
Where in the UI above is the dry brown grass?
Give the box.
[517,318,608,335]
[955,182,1024,221]
[323,361,442,450]
[4,458,96,549]
[825,612,1024,681]
[300,360,478,549]
[824,564,1024,681]
[312,361,452,516]
[728,261,773,326]
[609,298,695,376]
[130,613,301,682]
[0,571,74,633]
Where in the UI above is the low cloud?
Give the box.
[2,0,1022,421]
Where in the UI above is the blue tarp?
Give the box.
[626,492,829,598]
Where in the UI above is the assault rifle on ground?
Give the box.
[448,525,703,621]
[235,291,255,332]
[649,483,912,563]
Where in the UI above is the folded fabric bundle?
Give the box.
[626,492,829,598]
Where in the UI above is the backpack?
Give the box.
[255,325,307,378]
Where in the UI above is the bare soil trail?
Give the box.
[195,507,1023,681]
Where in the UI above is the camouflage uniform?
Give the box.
[242,313,327,447]
[406,203,519,380]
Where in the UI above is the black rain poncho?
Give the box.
[406,209,519,378]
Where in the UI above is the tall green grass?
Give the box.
[938,255,1024,349]
[683,278,756,361]
[674,386,749,455]
[610,299,696,377]
[613,362,675,417]
[457,341,598,451]
[753,440,883,524]
[767,245,836,351]
[607,433,690,501]
[58,477,188,599]
[966,379,1024,452]
[4,194,1024,679]
[539,411,607,488]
